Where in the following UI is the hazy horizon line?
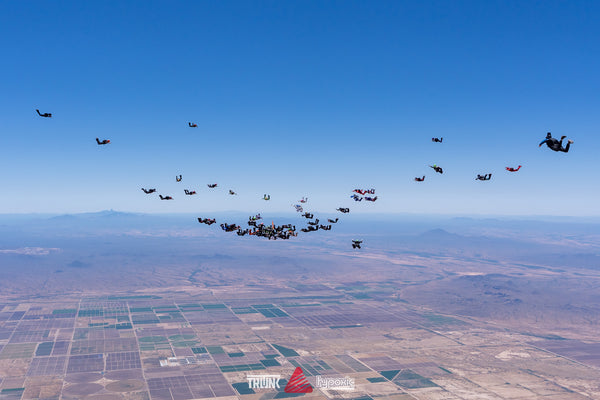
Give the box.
[2,209,600,222]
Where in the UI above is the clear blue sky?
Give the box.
[1,1,598,215]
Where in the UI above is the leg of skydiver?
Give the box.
[561,140,572,153]
[96,138,101,145]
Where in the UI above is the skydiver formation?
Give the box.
[215,218,299,240]
[28,108,574,251]
[36,109,52,118]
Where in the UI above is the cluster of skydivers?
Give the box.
[36,109,575,249]
[351,188,378,202]
[413,134,573,182]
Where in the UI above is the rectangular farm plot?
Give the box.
[138,335,170,351]
[0,387,25,400]
[66,354,104,373]
[51,341,70,356]
[147,371,235,399]
[105,351,141,370]
[9,330,51,343]
[35,342,54,356]
[70,338,137,355]
[27,356,68,376]
[0,343,37,359]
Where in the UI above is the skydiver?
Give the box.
[229,190,237,195]
[319,225,332,230]
[429,164,443,174]
[159,195,173,200]
[351,194,363,202]
[414,176,425,182]
[293,205,303,212]
[539,132,573,153]
[207,183,217,188]
[308,219,319,226]
[221,223,238,232]
[301,212,313,219]
[263,194,271,200]
[237,229,248,236]
[432,137,443,143]
[337,208,350,213]
[96,138,110,145]
[36,109,52,118]
[184,189,197,195]
[141,188,156,194]
[327,218,338,223]
[176,175,182,182]
[352,240,363,249]
[353,189,367,195]
[299,197,308,203]
[475,173,492,181]
[366,189,375,194]
[365,196,377,201]
[188,122,198,128]
[506,165,522,172]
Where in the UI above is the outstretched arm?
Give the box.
[36,109,42,116]
[539,139,548,147]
